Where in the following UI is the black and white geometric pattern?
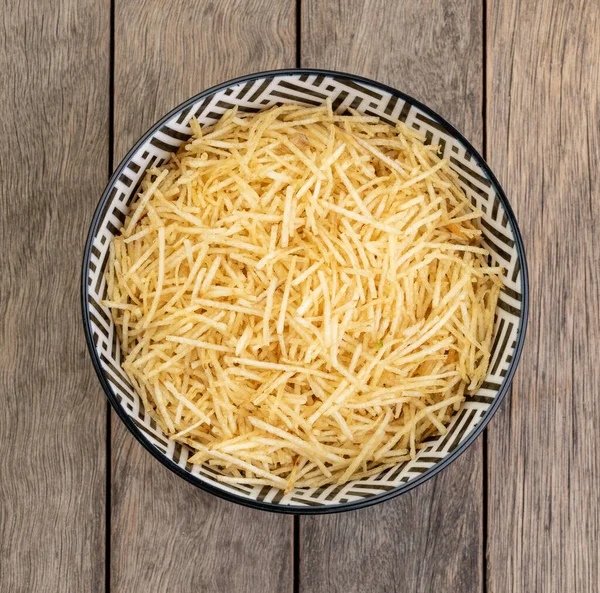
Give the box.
[83,71,527,511]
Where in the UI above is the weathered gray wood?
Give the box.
[486,1,600,591]
[300,2,485,591]
[3,0,596,590]
[0,0,109,591]
[111,2,296,592]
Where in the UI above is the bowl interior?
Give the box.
[83,71,526,511]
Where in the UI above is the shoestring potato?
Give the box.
[103,101,502,492]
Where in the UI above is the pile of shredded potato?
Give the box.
[104,102,502,492]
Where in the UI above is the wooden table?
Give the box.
[1,1,599,591]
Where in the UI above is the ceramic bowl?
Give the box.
[82,69,528,513]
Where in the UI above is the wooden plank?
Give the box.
[300,2,485,592]
[486,1,600,591]
[111,2,295,592]
[0,0,109,591]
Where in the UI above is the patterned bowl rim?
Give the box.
[81,68,529,515]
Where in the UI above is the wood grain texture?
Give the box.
[486,1,600,591]
[111,2,295,592]
[300,2,485,592]
[0,0,109,591]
